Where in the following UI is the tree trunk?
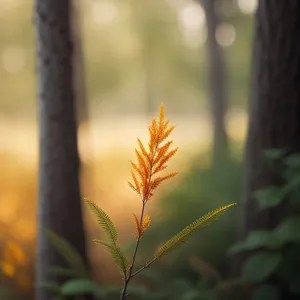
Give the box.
[235,2,300,297]
[243,0,300,234]
[72,0,89,127]
[34,1,89,299]
[202,0,228,162]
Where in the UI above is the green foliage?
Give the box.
[84,199,118,244]
[40,229,93,298]
[93,239,129,276]
[253,186,287,210]
[44,229,89,278]
[84,199,129,276]
[154,204,236,260]
[263,149,286,161]
[230,150,300,299]
[228,229,280,254]
[274,216,300,244]
[60,278,103,297]
[241,251,282,282]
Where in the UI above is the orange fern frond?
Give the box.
[142,215,151,232]
[150,173,178,190]
[129,103,178,201]
[133,213,141,237]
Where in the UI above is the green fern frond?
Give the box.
[93,239,129,276]
[84,198,118,244]
[45,229,89,278]
[154,203,237,259]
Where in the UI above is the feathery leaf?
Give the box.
[142,215,151,232]
[133,213,141,236]
[84,199,118,244]
[154,203,237,259]
[93,239,129,276]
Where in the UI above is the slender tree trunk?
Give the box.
[202,0,228,162]
[34,1,89,299]
[233,2,300,298]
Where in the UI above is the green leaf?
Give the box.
[93,239,129,276]
[241,251,282,282]
[44,229,89,278]
[264,149,286,161]
[39,281,61,294]
[285,173,300,191]
[274,216,300,244]
[154,203,237,260]
[284,154,300,168]
[253,186,287,210]
[60,278,102,296]
[228,230,279,255]
[84,198,118,244]
[252,285,279,300]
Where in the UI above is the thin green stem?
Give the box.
[130,257,158,278]
[120,201,146,300]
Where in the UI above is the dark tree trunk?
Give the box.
[243,0,300,235]
[34,1,89,299]
[72,0,89,127]
[202,0,228,162]
[234,2,300,298]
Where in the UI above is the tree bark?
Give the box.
[34,1,89,299]
[243,0,300,235]
[202,0,228,162]
[234,2,300,298]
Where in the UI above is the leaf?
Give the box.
[93,239,129,276]
[241,251,282,282]
[60,278,102,296]
[252,285,279,300]
[84,198,118,244]
[274,216,300,244]
[39,281,61,294]
[44,229,88,278]
[142,215,151,232]
[285,173,300,191]
[133,213,141,236]
[284,154,300,168]
[264,149,286,161]
[253,186,287,210]
[154,203,237,259]
[228,230,280,255]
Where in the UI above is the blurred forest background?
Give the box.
[0,0,268,299]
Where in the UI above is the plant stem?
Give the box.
[120,201,146,300]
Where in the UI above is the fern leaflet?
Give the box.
[84,198,118,244]
[154,203,237,259]
[93,239,129,276]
